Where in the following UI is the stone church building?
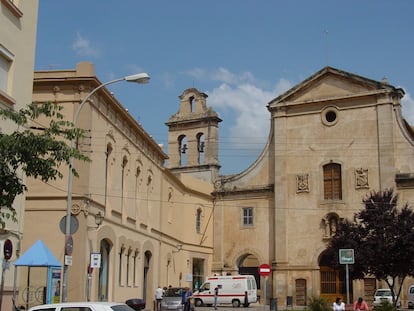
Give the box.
[170,67,414,306]
[19,63,414,308]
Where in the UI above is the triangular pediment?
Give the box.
[268,66,399,108]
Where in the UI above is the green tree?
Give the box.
[327,189,414,308]
[0,102,89,228]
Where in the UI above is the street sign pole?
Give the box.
[345,264,350,304]
[258,264,272,311]
[339,249,354,305]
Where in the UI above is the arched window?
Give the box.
[133,249,139,286]
[143,251,152,302]
[178,135,188,166]
[105,143,113,208]
[189,96,194,112]
[121,156,128,210]
[126,247,132,286]
[197,133,205,164]
[135,164,142,220]
[323,163,342,200]
[119,245,125,286]
[196,208,202,233]
[99,239,111,301]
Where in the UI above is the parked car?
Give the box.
[28,301,135,311]
[125,298,146,311]
[372,289,401,308]
[408,285,414,308]
[161,287,185,311]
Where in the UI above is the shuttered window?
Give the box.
[242,207,253,226]
[0,51,12,93]
[323,163,342,200]
[321,269,337,294]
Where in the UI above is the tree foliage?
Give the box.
[0,102,89,228]
[327,189,414,307]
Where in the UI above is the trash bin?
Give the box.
[270,298,277,311]
[126,298,146,311]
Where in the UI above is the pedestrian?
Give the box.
[182,287,187,307]
[183,287,193,311]
[354,297,369,311]
[333,297,345,311]
[155,285,164,311]
[213,285,220,310]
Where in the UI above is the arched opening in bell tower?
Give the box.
[178,135,188,166]
[197,132,205,164]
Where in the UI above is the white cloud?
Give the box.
[183,68,207,80]
[183,67,257,85]
[402,92,414,125]
[211,67,256,85]
[206,71,293,153]
[72,32,100,57]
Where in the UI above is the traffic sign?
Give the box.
[258,263,271,276]
[64,255,73,266]
[3,239,13,260]
[339,249,354,264]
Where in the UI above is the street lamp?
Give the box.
[62,72,150,302]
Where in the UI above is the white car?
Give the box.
[372,289,401,308]
[28,301,134,311]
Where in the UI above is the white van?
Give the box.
[408,285,414,308]
[193,275,257,307]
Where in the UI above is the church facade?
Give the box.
[171,67,414,307]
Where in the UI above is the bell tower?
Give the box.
[166,88,221,182]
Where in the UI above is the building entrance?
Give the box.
[319,250,353,304]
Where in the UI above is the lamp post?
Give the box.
[62,72,150,302]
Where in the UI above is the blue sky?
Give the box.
[35,1,414,175]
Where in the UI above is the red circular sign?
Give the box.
[258,263,271,276]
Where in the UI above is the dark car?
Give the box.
[126,298,146,311]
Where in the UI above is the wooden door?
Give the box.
[295,279,307,306]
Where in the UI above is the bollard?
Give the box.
[270,298,277,311]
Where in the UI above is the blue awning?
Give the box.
[14,240,61,267]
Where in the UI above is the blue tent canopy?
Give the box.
[14,240,61,267]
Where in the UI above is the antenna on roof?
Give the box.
[324,29,329,66]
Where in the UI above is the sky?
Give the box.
[35,1,414,175]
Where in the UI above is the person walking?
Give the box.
[155,285,164,311]
[333,297,345,311]
[183,287,193,311]
[181,287,187,308]
[354,297,369,311]
[213,286,219,310]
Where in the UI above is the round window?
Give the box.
[322,107,339,126]
[325,110,336,122]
